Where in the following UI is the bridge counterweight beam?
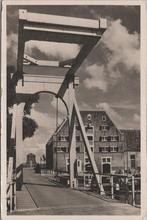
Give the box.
[73,97,105,195]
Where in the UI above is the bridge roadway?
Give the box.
[14,168,140,215]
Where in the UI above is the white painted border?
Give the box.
[1,1,146,220]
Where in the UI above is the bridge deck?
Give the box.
[13,168,140,215]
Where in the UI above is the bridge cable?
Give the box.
[55,97,58,175]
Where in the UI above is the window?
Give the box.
[111,136,119,142]
[87,136,93,141]
[102,157,111,164]
[87,114,92,121]
[60,147,67,152]
[102,115,106,121]
[76,147,80,153]
[87,135,94,145]
[57,147,62,152]
[99,146,109,152]
[76,136,80,141]
[130,154,136,169]
[110,146,118,152]
[85,126,94,134]
[59,135,69,141]
[100,125,109,131]
[100,136,107,142]
[91,147,94,152]
[85,158,89,163]
[76,126,80,130]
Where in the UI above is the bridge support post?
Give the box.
[68,80,77,188]
[15,102,25,190]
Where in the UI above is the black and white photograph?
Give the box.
[1,0,147,218]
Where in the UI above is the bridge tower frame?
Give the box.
[10,9,108,196]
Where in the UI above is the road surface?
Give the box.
[14,168,140,215]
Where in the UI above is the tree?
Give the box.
[23,116,38,140]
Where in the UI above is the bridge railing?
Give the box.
[7,157,16,213]
[90,173,141,207]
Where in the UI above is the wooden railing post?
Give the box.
[110,175,114,199]
[132,175,135,206]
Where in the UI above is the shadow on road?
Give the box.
[23,182,65,188]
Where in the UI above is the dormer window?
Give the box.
[102,115,106,121]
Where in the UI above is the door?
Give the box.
[103,163,111,174]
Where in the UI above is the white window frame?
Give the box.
[110,146,118,152]
[111,135,117,142]
[59,135,68,141]
[85,125,94,135]
[85,125,94,148]
[101,146,109,152]
[101,125,108,131]
[101,136,107,142]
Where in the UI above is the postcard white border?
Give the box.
[1,0,147,220]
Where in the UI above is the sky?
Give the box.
[7,5,140,162]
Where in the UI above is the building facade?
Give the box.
[46,111,140,176]
[25,153,36,167]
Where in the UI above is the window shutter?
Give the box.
[99,136,102,141]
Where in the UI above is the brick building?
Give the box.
[46,110,140,176]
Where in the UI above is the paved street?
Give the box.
[14,168,140,215]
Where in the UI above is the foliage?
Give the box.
[7,65,39,141]
[23,116,38,140]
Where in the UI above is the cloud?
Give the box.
[84,19,140,92]
[102,19,140,71]
[25,41,80,61]
[50,97,67,116]
[27,108,56,130]
[83,64,108,92]
[133,113,140,122]
[22,127,50,163]
[96,102,122,128]
[22,107,61,162]
[7,35,80,66]
[79,101,91,110]
[111,101,139,110]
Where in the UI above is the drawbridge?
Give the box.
[7,9,108,212]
